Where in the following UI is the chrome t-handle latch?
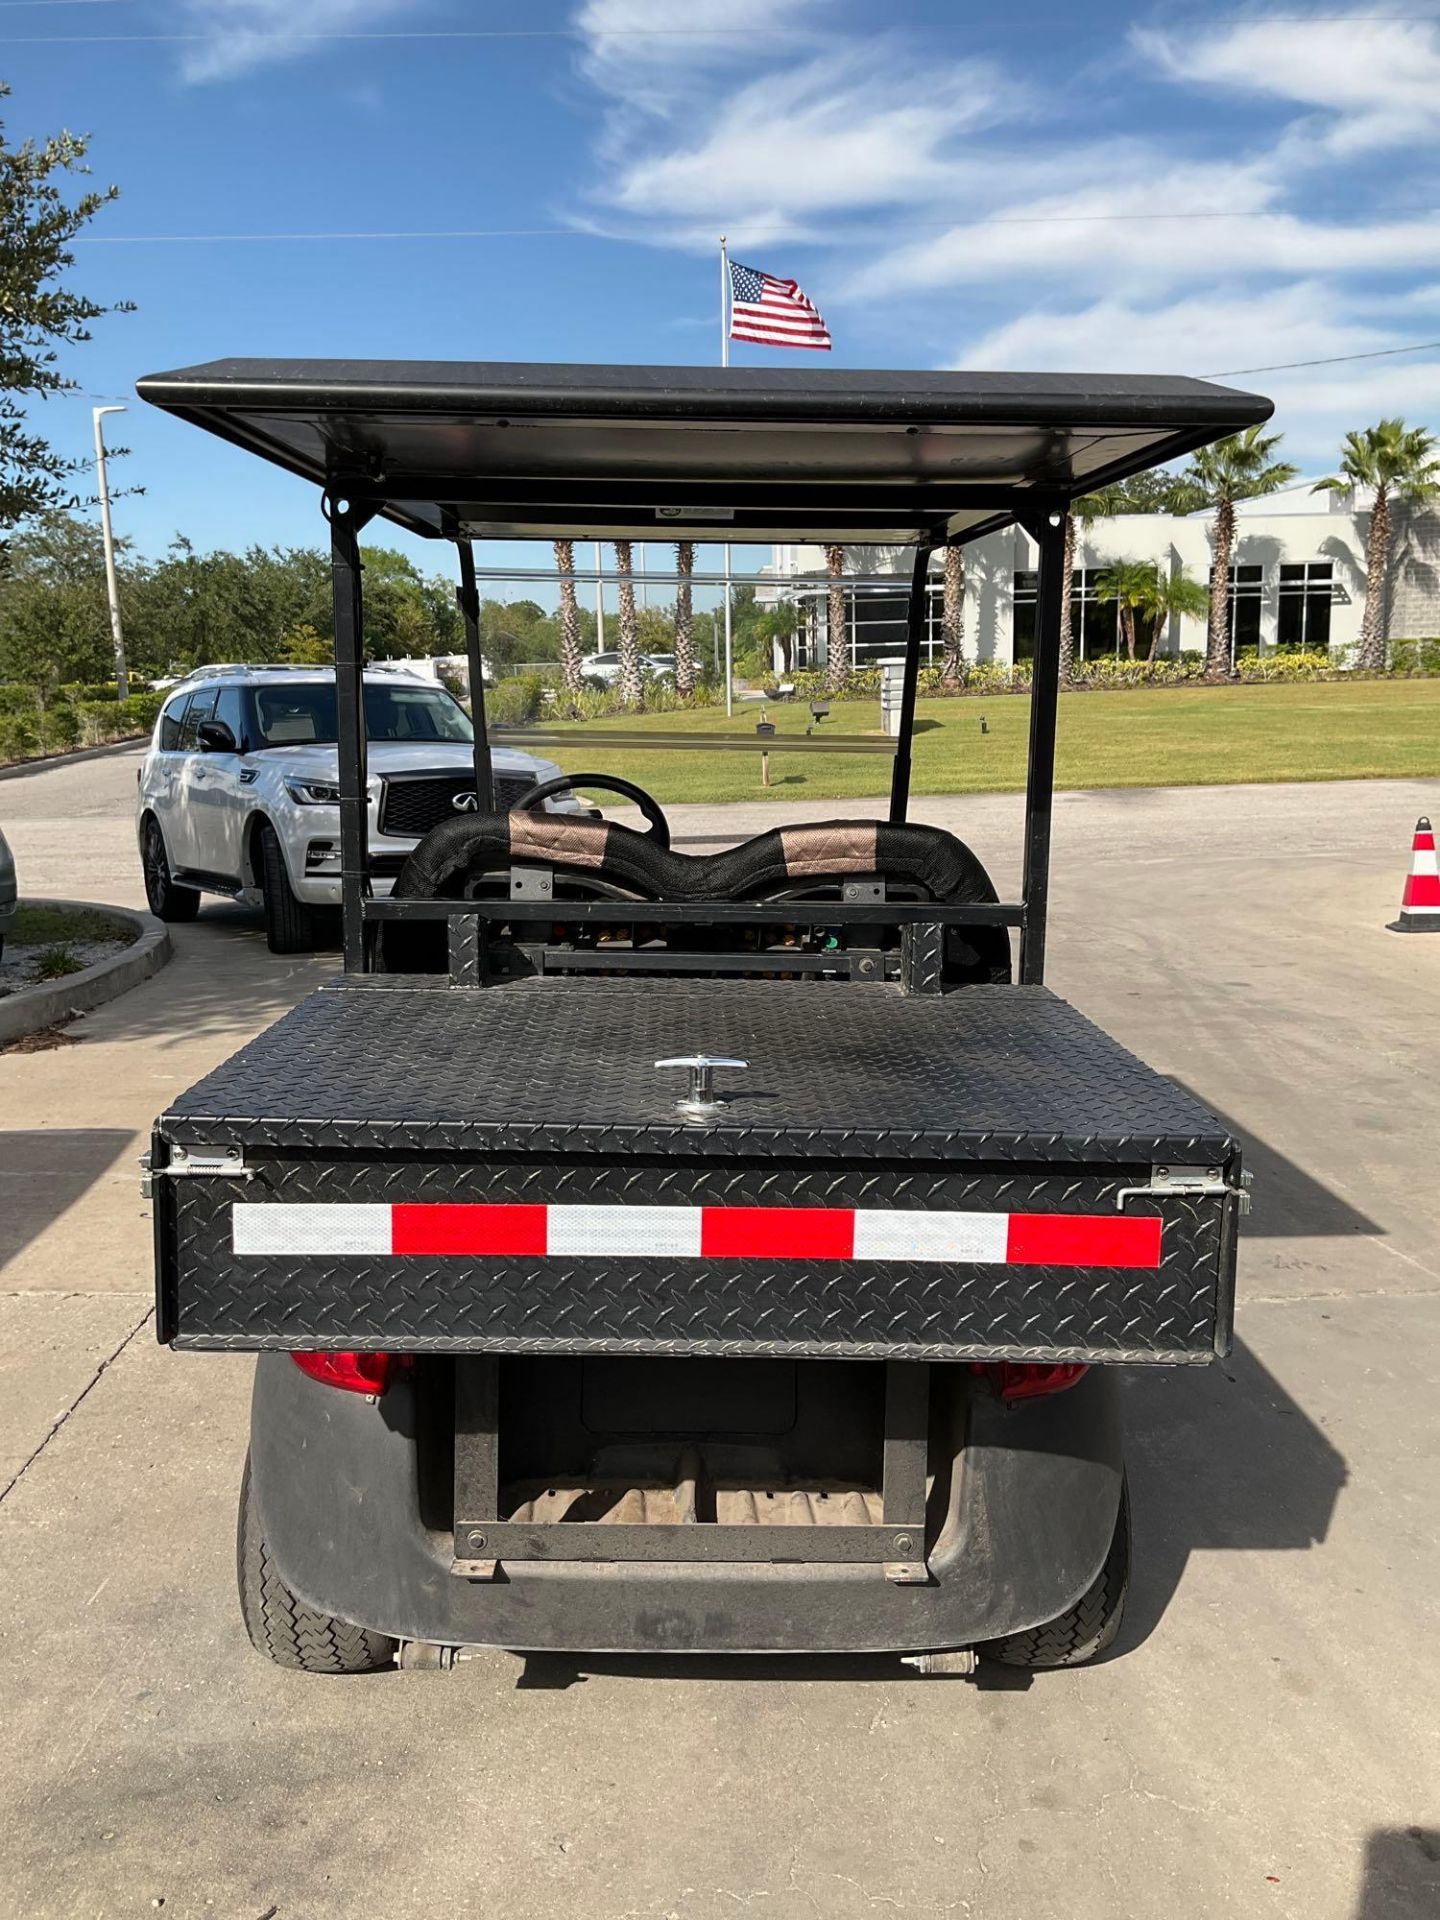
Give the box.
[654,1055,748,1125]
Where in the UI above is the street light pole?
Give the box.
[92,405,128,698]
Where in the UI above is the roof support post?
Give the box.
[888,539,938,825]
[455,540,494,813]
[329,498,376,973]
[1019,507,1067,985]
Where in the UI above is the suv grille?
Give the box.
[378,771,537,839]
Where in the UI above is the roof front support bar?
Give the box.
[1018,507,1067,985]
[887,539,938,825]
[455,541,495,814]
[330,499,376,972]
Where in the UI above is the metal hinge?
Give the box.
[1116,1164,1252,1214]
[140,1146,253,1199]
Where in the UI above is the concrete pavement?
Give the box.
[1,748,1438,1919]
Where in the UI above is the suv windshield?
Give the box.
[248,681,473,748]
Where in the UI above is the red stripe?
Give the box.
[1404,873,1440,905]
[1413,830,1435,851]
[391,1203,547,1256]
[1005,1213,1162,1269]
[731,330,832,350]
[700,1206,855,1259]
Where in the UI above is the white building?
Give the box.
[767,486,1440,672]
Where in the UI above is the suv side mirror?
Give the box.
[197,718,238,753]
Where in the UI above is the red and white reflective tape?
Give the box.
[231,1202,1162,1269]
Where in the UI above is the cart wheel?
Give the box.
[141,817,200,922]
[258,822,320,955]
[236,1456,396,1673]
[979,1481,1130,1670]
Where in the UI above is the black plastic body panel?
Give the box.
[155,977,1241,1363]
[248,1352,1126,1655]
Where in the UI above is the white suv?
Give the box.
[136,665,575,953]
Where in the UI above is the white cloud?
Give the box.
[178,0,419,84]
[1134,15,1440,155]
[952,286,1440,465]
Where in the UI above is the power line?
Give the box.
[68,202,1440,244]
[1206,339,1440,377]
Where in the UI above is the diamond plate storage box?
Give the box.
[151,978,1242,1364]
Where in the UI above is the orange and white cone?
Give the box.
[1388,816,1440,933]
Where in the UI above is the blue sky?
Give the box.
[12,0,1440,608]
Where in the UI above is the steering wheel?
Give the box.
[516,772,671,851]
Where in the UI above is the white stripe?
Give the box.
[547,1205,703,1258]
[1414,849,1439,876]
[232,1204,391,1255]
[853,1210,1009,1263]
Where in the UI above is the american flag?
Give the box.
[728,259,832,351]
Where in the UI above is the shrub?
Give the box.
[116,692,163,732]
[1235,650,1334,682]
[0,683,41,720]
[39,704,81,753]
[55,680,121,703]
[486,673,545,726]
[1390,637,1440,676]
[0,711,39,760]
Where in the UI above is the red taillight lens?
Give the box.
[971,1361,1088,1403]
[291,1351,406,1395]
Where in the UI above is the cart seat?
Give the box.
[384,811,1009,984]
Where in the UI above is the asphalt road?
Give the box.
[1,747,1438,1920]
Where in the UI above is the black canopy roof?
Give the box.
[136,359,1273,546]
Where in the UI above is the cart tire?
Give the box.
[979,1482,1130,1669]
[141,817,200,922]
[236,1456,396,1673]
[258,821,319,955]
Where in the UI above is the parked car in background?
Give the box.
[0,827,16,962]
[584,650,675,688]
[135,664,579,954]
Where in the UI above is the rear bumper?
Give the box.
[247,1354,1125,1655]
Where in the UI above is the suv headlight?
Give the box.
[285,779,342,806]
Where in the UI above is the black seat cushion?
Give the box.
[384,811,1009,984]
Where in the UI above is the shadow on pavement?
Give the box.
[0,1128,136,1271]
[1351,1828,1440,1918]
[1171,1084,1382,1239]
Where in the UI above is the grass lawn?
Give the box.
[516,678,1440,807]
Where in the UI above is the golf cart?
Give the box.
[138,361,1266,1674]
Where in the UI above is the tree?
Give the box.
[0,512,116,689]
[1093,559,1158,661]
[1312,419,1440,670]
[1136,565,1209,664]
[1180,428,1298,678]
[613,538,643,709]
[0,86,133,529]
[823,543,849,693]
[553,538,583,695]
[940,544,965,686]
[673,540,698,694]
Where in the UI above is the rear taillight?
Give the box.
[971,1361,1088,1403]
[291,1352,409,1396]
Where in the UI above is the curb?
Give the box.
[0,736,146,783]
[0,898,171,1046]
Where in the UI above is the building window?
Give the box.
[1228,564,1263,658]
[1278,562,1333,652]
[1013,570,1037,660]
[1071,569,1118,658]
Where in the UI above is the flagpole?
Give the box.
[720,234,734,714]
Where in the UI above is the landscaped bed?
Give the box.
[0,903,136,996]
[528,678,1440,805]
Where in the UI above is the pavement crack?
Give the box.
[0,1304,153,1507]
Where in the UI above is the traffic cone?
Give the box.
[1388,817,1440,933]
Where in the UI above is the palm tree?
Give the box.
[1312,419,1440,670]
[613,537,642,709]
[1056,512,1077,684]
[1094,559,1158,660]
[1137,564,1209,665]
[823,542,849,694]
[673,540,697,695]
[1182,428,1298,678]
[553,538,583,697]
[940,543,965,686]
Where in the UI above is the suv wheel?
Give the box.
[141,817,200,922]
[258,821,320,954]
